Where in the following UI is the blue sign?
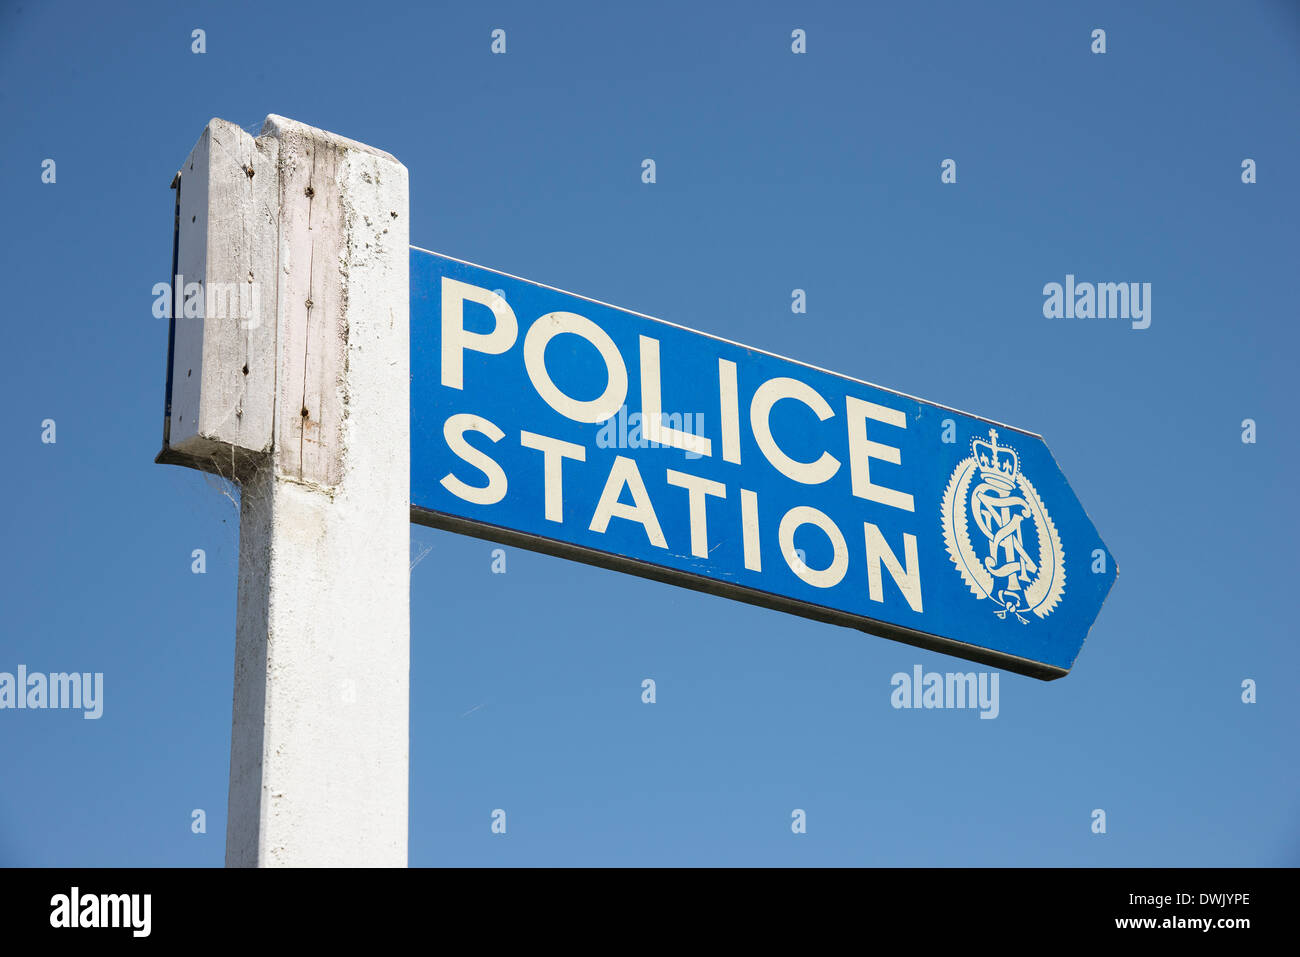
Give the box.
[411,248,1117,679]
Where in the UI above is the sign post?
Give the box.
[159,115,1115,865]
[159,116,410,866]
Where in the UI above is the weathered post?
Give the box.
[157,115,410,866]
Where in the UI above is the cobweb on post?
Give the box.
[410,541,433,573]
[163,444,274,572]
[200,468,240,511]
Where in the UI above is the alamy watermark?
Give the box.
[50,887,150,937]
[1,666,103,719]
[595,405,707,459]
[152,274,262,329]
[1043,274,1151,330]
[891,665,999,719]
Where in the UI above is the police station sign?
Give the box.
[410,249,1117,679]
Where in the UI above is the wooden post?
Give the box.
[158,115,410,866]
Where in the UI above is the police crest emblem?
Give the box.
[941,429,1065,623]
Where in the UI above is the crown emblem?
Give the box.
[942,428,1065,624]
[972,429,1018,492]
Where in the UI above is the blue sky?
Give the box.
[0,0,1296,866]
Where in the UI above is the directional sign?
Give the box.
[410,248,1117,679]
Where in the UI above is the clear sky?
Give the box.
[0,0,1296,866]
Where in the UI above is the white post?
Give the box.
[162,115,410,866]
